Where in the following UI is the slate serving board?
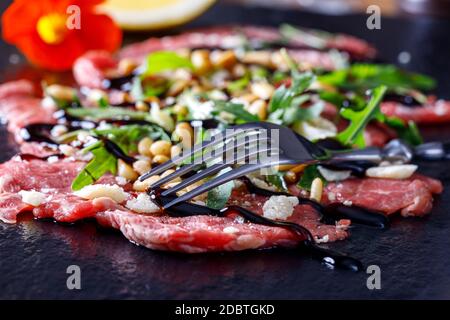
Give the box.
[1,2,450,299]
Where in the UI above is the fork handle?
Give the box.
[329,146,410,163]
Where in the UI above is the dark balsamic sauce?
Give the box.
[102,138,136,164]
[384,93,423,107]
[148,184,366,272]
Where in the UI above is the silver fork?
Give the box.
[139,122,415,209]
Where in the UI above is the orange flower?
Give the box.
[2,0,122,71]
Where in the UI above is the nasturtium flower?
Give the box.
[2,0,122,71]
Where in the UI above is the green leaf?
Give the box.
[383,117,423,146]
[206,168,234,210]
[131,77,167,100]
[144,51,193,76]
[66,106,152,122]
[226,73,250,93]
[298,165,326,191]
[279,24,329,49]
[319,64,436,92]
[266,173,288,192]
[93,124,170,154]
[71,142,117,191]
[212,100,259,124]
[336,85,387,147]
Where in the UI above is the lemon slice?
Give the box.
[99,0,216,31]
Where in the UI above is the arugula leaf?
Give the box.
[211,100,259,124]
[319,64,436,92]
[266,173,288,192]
[336,85,387,147]
[226,73,250,93]
[144,51,193,76]
[280,24,329,49]
[93,124,170,154]
[66,106,152,122]
[71,141,117,191]
[318,90,366,110]
[206,168,234,210]
[383,117,423,146]
[298,165,326,191]
[131,77,168,100]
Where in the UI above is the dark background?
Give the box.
[1,1,450,299]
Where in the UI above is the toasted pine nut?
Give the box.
[174,122,194,149]
[167,79,189,97]
[160,169,182,183]
[191,50,212,74]
[171,145,182,158]
[153,154,170,164]
[310,178,323,202]
[240,51,272,67]
[135,101,149,112]
[118,159,138,181]
[132,175,160,192]
[118,58,138,76]
[284,171,298,184]
[251,82,275,100]
[133,159,151,175]
[150,140,172,157]
[232,63,247,78]
[46,84,76,101]
[173,104,189,117]
[138,137,153,157]
[211,50,237,69]
[246,99,267,120]
[87,89,108,106]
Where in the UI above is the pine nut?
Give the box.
[191,50,212,74]
[46,84,76,101]
[167,79,189,97]
[174,122,194,149]
[153,154,170,164]
[118,58,138,76]
[138,137,153,157]
[150,140,172,157]
[284,171,298,184]
[251,82,275,100]
[135,101,149,112]
[132,175,160,192]
[171,145,182,158]
[133,159,151,175]
[240,51,272,67]
[310,178,323,202]
[211,50,237,69]
[173,104,189,117]
[246,99,267,120]
[118,159,138,181]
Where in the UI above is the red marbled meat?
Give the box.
[73,25,376,88]
[321,174,443,217]
[0,80,56,141]
[118,25,376,61]
[381,99,450,124]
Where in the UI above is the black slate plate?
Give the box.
[1,3,450,299]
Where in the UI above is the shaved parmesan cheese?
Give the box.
[19,190,47,207]
[223,226,240,234]
[366,164,418,180]
[262,195,299,220]
[318,166,351,182]
[126,193,160,214]
[74,184,128,203]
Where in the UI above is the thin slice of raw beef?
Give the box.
[0,80,56,141]
[321,174,443,217]
[381,99,450,124]
[118,25,376,61]
[96,210,302,253]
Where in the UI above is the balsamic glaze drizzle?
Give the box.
[148,181,372,272]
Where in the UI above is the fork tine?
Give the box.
[163,159,294,209]
[161,163,228,196]
[139,125,263,181]
[150,163,202,188]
